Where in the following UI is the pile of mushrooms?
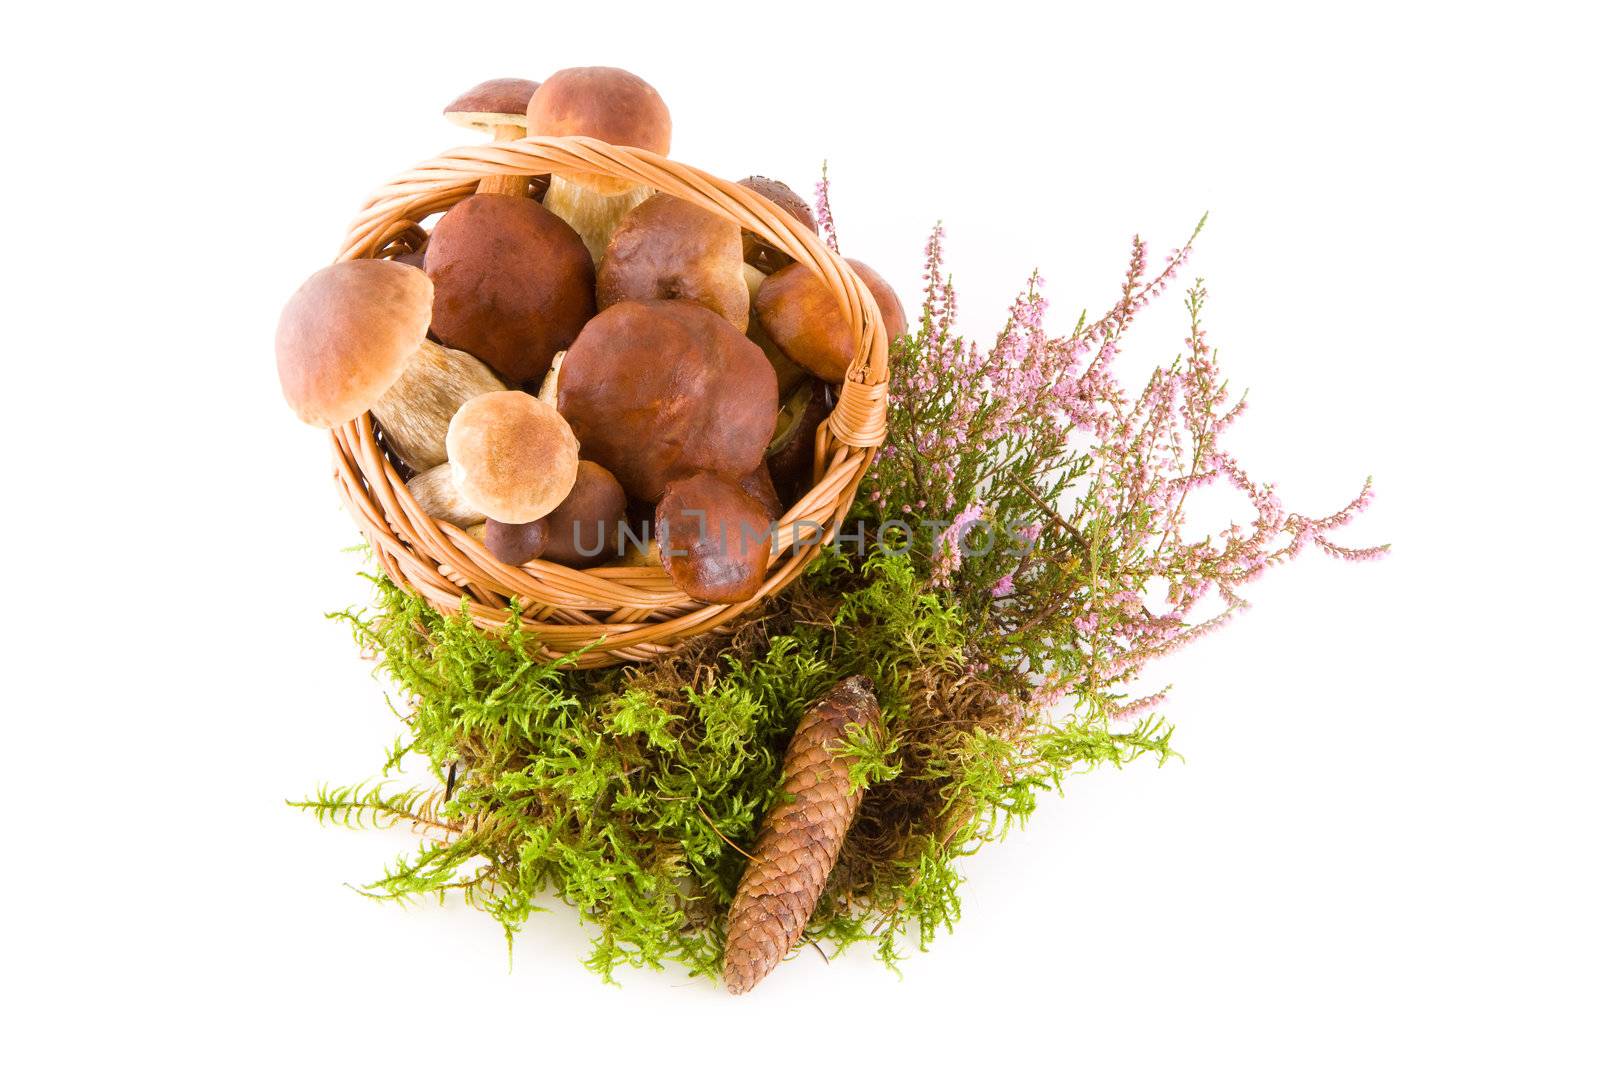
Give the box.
[276,67,905,605]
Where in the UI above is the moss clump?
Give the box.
[296,548,1172,982]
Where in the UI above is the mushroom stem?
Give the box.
[542,176,652,265]
[476,124,531,198]
[372,339,503,471]
[406,464,486,528]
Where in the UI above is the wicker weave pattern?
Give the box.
[330,137,891,667]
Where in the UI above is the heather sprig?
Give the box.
[864,219,1387,720]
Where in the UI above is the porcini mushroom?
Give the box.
[406,464,486,528]
[556,300,778,502]
[753,258,907,384]
[525,67,671,263]
[765,379,833,505]
[424,193,595,387]
[597,194,748,330]
[656,470,774,604]
[483,516,550,566]
[444,77,544,198]
[276,259,502,471]
[743,261,809,395]
[540,460,628,566]
[736,176,817,274]
[446,391,579,524]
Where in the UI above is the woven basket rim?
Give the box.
[329,136,892,668]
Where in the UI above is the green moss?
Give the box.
[295,549,1173,983]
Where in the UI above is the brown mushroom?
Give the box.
[424,194,595,387]
[753,258,907,384]
[483,516,551,565]
[406,463,487,528]
[765,379,834,505]
[737,463,782,519]
[446,391,579,523]
[743,261,809,396]
[597,194,748,330]
[736,176,817,273]
[525,67,671,263]
[556,300,777,502]
[444,78,544,198]
[276,259,502,471]
[540,460,629,566]
[656,470,774,603]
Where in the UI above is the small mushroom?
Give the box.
[446,391,579,523]
[556,300,778,502]
[525,67,671,264]
[736,176,817,274]
[424,194,595,387]
[753,258,907,384]
[483,516,551,565]
[444,78,545,198]
[276,260,502,471]
[597,194,748,330]
[406,464,486,528]
[656,470,775,603]
[743,261,809,396]
[765,379,834,505]
[540,460,629,566]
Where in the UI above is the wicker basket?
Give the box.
[329,136,891,668]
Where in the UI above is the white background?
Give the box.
[4,1,1596,1063]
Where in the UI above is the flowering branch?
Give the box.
[861,220,1387,722]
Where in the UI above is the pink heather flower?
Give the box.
[931,503,985,587]
[814,163,840,254]
[1112,689,1170,721]
[862,213,1381,724]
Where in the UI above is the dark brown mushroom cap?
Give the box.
[446,391,579,523]
[656,471,774,603]
[766,379,834,505]
[445,78,541,130]
[597,194,748,330]
[276,259,433,428]
[484,516,550,565]
[737,464,782,520]
[556,300,778,502]
[424,194,595,386]
[753,258,907,383]
[737,176,817,273]
[541,460,628,567]
[525,67,670,196]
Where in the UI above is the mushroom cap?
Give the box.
[557,300,778,502]
[276,259,433,428]
[597,194,748,330]
[753,258,907,383]
[541,460,628,567]
[766,379,834,505]
[484,516,551,566]
[525,67,670,196]
[446,391,580,523]
[445,78,541,131]
[424,194,595,386]
[737,463,782,519]
[656,470,774,603]
[736,176,817,272]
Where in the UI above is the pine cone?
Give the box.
[723,675,881,994]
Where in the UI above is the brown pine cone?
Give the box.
[723,676,881,994]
